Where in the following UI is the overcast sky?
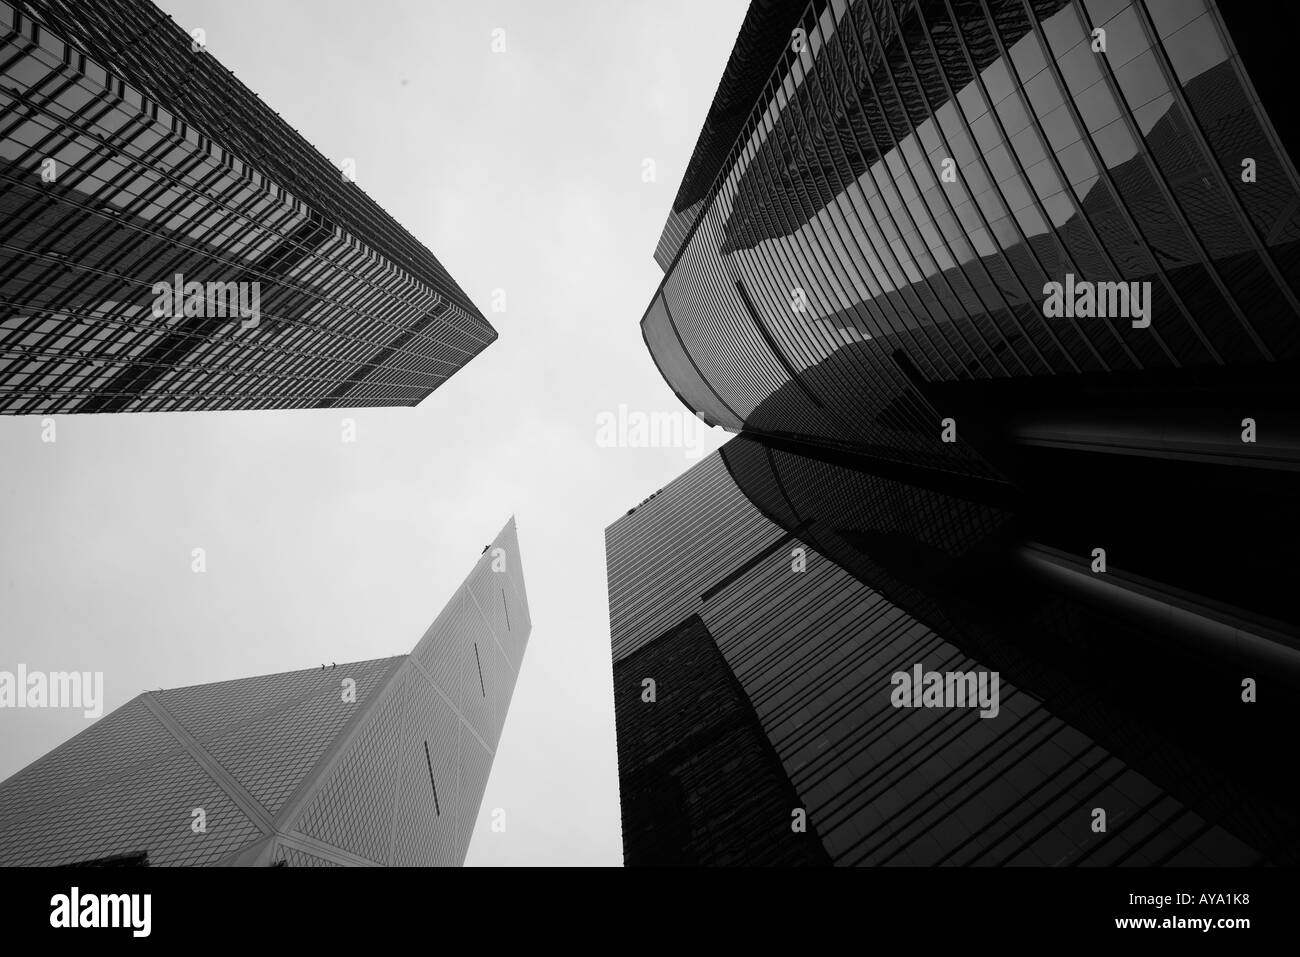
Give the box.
[0,0,745,865]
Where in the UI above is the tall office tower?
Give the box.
[607,439,1298,865]
[0,0,495,414]
[632,0,1300,846]
[643,0,1300,481]
[0,518,530,866]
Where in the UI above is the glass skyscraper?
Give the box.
[643,0,1300,472]
[0,518,530,866]
[608,438,1296,865]
[614,0,1300,866]
[0,0,495,414]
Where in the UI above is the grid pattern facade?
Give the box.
[654,0,833,269]
[0,517,530,866]
[606,454,788,660]
[0,746,264,867]
[0,0,495,414]
[294,676,407,862]
[277,846,342,867]
[391,671,464,867]
[643,0,1300,464]
[0,698,177,830]
[199,660,396,816]
[606,439,1275,865]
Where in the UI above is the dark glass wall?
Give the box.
[607,435,1299,865]
[615,615,832,866]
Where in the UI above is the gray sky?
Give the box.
[0,0,743,866]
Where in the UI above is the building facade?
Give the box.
[615,0,1300,864]
[643,0,1300,477]
[607,439,1297,865]
[0,0,495,414]
[0,518,530,866]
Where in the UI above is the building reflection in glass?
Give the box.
[608,434,1299,865]
[644,0,1300,463]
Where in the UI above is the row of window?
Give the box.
[0,3,490,413]
[647,0,1300,462]
[15,0,482,318]
[608,435,1260,865]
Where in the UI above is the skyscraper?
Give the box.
[607,438,1297,865]
[0,0,495,414]
[0,517,530,866]
[614,0,1300,865]
[642,0,1300,479]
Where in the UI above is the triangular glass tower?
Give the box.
[0,517,530,866]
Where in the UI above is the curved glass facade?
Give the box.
[607,435,1299,865]
[644,0,1300,473]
